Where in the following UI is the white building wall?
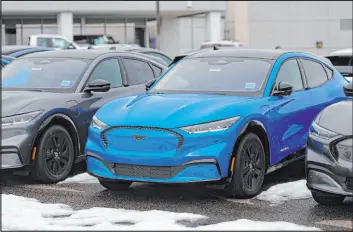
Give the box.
[248,1,352,55]
[228,1,352,55]
[160,17,181,58]
[57,12,73,41]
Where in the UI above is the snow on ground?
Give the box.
[2,194,320,230]
[255,179,312,205]
[58,173,99,184]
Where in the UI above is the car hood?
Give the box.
[96,94,257,128]
[318,100,352,136]
[2,91,61,117]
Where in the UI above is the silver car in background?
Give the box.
[326,48,352,82]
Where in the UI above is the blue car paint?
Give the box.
[86,52,348,183]
[1,57,14,66]
[2,67,31,87]
[7,47,54,58]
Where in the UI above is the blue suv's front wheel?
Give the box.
[225,133,266,198]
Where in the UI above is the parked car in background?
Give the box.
[326,48,352,82]
[2,45,54,58]
[1,55,16,67]
[306,82,352,205]
[95,46,172,66]
[85,49,347,198]
[29,34,85,50]
[1,50,166,183]
[200,40,244,50]
[74,34,118,46]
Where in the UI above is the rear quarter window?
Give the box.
[300,59,329,88]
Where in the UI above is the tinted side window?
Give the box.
[301,59,328,88]
[326,56,352,66]
[53,38,70,49]
[89,59,123,87]
[122,58,155,85]
[151,64,162,77]
[37,38,53,48]
[146,52,172,66]
[275,59,304,91]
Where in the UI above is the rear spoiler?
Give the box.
[168,46,219,67]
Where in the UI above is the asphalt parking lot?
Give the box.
[1,159,352,230]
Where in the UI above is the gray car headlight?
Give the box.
[1,110,43,126]
[91,115,108,130]
[180,116,240,134]
[309,121,339,140]
[334,139,352,162]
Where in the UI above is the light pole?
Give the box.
[156,1,161,50]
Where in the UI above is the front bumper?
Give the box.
[1,125,37,170]
[305,135,353,197]
[85,124,239,183]
[86,152,222,183]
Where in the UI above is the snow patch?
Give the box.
[256,179,312,205]
[58,173,99,184]
[2,194,320,230]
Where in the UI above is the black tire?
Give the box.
[31,125,75,184]
[99,178,132,190]
[311,191,345,205]
[225,133,266,198]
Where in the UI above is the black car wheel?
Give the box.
[32,125,75,183]
[311,191,345,205]
[99,178,133,190]
[225,133,266,198]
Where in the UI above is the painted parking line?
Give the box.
[315,220,353,230]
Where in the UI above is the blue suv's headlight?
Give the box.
[91,115,108,130]
[179,116,240,134]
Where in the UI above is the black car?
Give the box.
[306,82,353,205]
[2,45,54,58]
[1,50,166,183]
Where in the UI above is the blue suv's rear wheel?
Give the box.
[225,133,266,198]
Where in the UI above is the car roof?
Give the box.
[1,55,16,61]
[327,48,352,57]
[20,49,167,67]
[21,49,134,59]
[187,49,287,60]
[2,45,49,55]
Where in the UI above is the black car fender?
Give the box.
[31,112,81,160]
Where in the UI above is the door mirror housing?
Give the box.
[84,79,111,93]
[145,79,156,91]
[273,81,294,96]
[67,44,76,49]
[343,82,352,97]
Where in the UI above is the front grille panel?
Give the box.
[114,163,180,179]
[346,177,353,190]
[101,126,184,151]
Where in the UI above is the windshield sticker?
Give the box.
[61,80,71,87]
[209,69,221,72]
[245,83,256,89]
[31,67,42,71]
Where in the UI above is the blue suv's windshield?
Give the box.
[2,58,89,92]
[149,57,273,96]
